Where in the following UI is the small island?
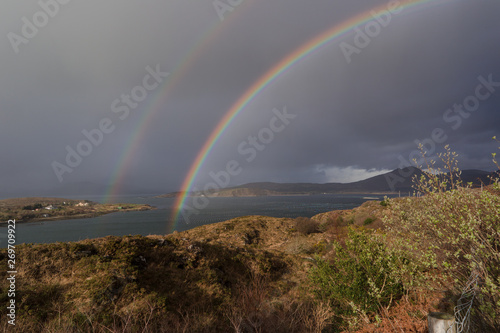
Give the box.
[0,197,154,223]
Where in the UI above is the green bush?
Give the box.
[309,228,413,328]
[384,144,500,331]
[385,188,500,330]
[363,217,375,225]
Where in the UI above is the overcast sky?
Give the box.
[1,0,499,196]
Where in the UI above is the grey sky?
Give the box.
[1,0,499,196]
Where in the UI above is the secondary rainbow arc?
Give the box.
[102,1,255,203]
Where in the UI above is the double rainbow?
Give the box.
[99,0,458,231]
[170,0,456,231]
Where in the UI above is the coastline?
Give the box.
[2,206,155,224]
[0,198,155,224]
[157,191,398,198]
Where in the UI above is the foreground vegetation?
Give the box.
[0,200,397,332]
[1,145,499,332]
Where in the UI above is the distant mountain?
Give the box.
[160,167,496,198]
[339,167,424,193]
[225,167,424,195]
[459,169,493,185]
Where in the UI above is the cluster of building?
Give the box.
[30,201,89,212]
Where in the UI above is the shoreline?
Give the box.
[0,200,155,225]
[157,191,399,198]
[0,208,156,225]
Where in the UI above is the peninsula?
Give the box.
[0,197,154,223]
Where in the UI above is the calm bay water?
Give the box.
[2,194,389,245]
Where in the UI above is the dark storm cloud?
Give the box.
[188,0,500,186]
[0,0,499,196]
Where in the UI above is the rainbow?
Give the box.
[102,1,255,203]
[170,0,457,229]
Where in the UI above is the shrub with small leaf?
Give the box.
[384,143,500,331]
[309,228,415,330]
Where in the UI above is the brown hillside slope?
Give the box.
[0,199,447,332]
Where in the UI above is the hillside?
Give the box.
[159,167,495,197]
[1,181,499,332]
[0,198,447,332]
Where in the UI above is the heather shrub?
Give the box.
[294,217,320,235]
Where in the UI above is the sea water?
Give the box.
[1,194,391,245]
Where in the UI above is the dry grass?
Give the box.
[0,196,458,332]
[0,216,329,332]
[349,290,444,333]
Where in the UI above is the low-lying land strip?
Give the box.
[0,197,154,223]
